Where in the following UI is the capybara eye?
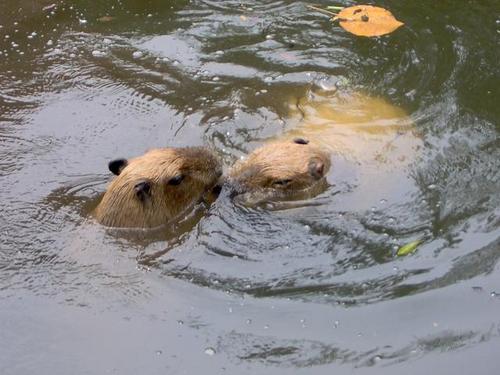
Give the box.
[134,180,151,202]
[293,138,309,145]
[108,158,128,176]
[168,175,184,186]
[273,179,292,186]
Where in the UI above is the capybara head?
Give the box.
[227,138,330,205]
[95,147,222,228]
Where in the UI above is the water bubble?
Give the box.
[147,13,153,18]
[212,76,220,81]
[263,324,269,329]
[215,50,224,55]
[432,322,439,327]
[79,19,88,25]
[379,199,387,205]
[333,320,339,328]
[155,350,162,355]
[132,51,143,59]
[92,50,106,58]
[373,355,382,363]
[428,184,437,190]
[264,76,273,83]
[246,319,252,325]
[228,307,233,313]
[204,347,216,356]
[47,40,53,46]
[265,34,273,40]
[490,291,498,297]
[177,320,184,325]
[69,53,76,58]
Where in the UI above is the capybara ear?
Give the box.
[134,180,151,202]
[108,158,128,175]
[308,158,325,179]
[293,138,309,145]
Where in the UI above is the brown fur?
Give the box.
[228,140,331,203]
[95,147,221,228]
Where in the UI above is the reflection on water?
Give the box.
[0,0,499,373]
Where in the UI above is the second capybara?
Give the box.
[227,89,421,207]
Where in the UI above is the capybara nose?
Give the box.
[211,184,222,196]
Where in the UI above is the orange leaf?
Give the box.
[333,5,404,37]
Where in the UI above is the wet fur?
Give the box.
[228,140,331,203]
[95,147,221,228]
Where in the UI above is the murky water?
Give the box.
[1,1,499,374]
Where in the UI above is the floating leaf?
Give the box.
[396,240,422,256]
[333,5,404,37]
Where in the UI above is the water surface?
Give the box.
[1,1,499,374]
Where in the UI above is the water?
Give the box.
[0,1,499,374]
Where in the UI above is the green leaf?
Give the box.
[396,240,422,256]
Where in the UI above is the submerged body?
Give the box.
[285,90,419,167]
[95,147,222,228]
